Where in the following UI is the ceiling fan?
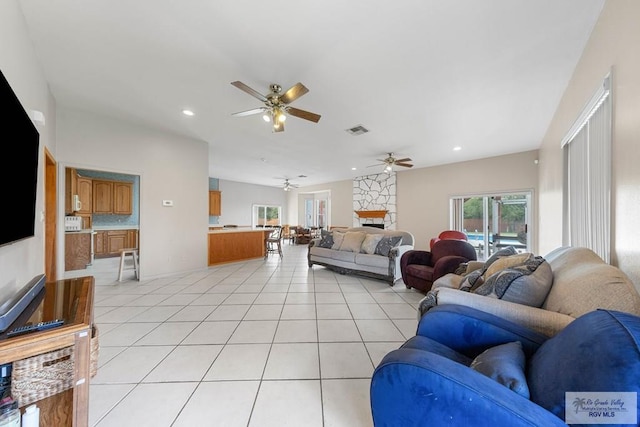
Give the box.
[368,153,414,173]
[282,178,299,192]
[231,81,321,132]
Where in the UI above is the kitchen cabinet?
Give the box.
[65,231,92,271]
[77,176,93,214]
[94,229,138,258]
[93,179,133,215]
[65,168,78,215]
[209,190,221,216]
[114,181,133,214]
[92,181,112,214]
[94,231,107,257]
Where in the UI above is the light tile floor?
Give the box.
[68,243,425,426]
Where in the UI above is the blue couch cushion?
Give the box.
[528,309,640,421]
[470,341,530,398]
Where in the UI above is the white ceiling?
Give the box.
[18,0,605,188]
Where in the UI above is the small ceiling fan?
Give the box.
[231,81,321,133]
[282,178,299,192]
[368,153,414,173]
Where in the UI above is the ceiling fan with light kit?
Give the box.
[368,153,414,173]
[282,178,300,192]
[231,81,321,132]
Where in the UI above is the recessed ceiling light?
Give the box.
[351,167,357,171]
[182,109,195,116]
[453,146,462,151]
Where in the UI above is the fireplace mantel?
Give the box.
[354,210,388,219]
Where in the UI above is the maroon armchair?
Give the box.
[400,239,477,292]
[429,230,468,250]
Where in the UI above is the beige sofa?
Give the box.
[420,246,640,337]
[308,227,414,285]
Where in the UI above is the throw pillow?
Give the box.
[361,234,383,254]
[484,246,518,270]
[318,230,334,249]
[375,236,403,256]
[331,231,345,250]
[339,231,367,252]
[473,254,553,307]
[469,341,530,398]
[484,252,533,279]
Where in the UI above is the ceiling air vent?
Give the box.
[345,125,369,136]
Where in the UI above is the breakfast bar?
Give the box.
[207,227,272,265]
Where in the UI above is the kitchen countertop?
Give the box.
[93,225,139,231]
[65,229,94,234]
[208,227,268,234]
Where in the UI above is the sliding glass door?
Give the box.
[452,192,532,260]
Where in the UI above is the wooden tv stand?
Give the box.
[0,276,94,427]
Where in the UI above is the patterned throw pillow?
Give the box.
[361,234,384,254]
[375,236,403,256]
[318,230,334,248]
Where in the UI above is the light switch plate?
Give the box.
[162,200,173,207]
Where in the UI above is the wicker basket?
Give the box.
[90,325,99,378]
[11,346,75,407]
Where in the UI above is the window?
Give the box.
[562,73,611,262]
[253,205,281,227]
[451,192,532,260]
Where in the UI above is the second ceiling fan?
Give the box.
[368,153,414,173]
[231,81,321,132]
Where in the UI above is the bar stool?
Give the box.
[118,248,139,281]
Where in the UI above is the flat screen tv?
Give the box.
[0,69,40,247]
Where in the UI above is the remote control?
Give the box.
[6,319,65,338]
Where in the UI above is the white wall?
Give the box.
[0,0,55,293]
[218,179,288,226]
[538,0,640,288]
[57,109,209,279]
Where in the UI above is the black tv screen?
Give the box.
[0,69,39,247]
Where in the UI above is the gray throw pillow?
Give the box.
[469,341,530,398]
[375,236,402,256]
[318,230,334,248]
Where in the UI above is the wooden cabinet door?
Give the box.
[107,230,128,254]
[93,180,114,214]
[114,182,133,215]
[77,176,93,214]
[65,168,78,214]
[128,229,138,249]
[209,190,221,216]
[94,231,107,257]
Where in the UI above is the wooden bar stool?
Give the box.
[118,248,139,281]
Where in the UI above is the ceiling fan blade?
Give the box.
[231,81,268,102]
[367,163,383,168]
[280,83,309,104]
[394,157,412,163]
[288,107,321,123]
[395,162,414,168]
[231,107,268,117]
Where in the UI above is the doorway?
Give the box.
[63,166,140,281]
[451,191,532,260]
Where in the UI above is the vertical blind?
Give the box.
[562,74,611,262]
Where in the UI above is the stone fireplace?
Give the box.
[353,172,396,230]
